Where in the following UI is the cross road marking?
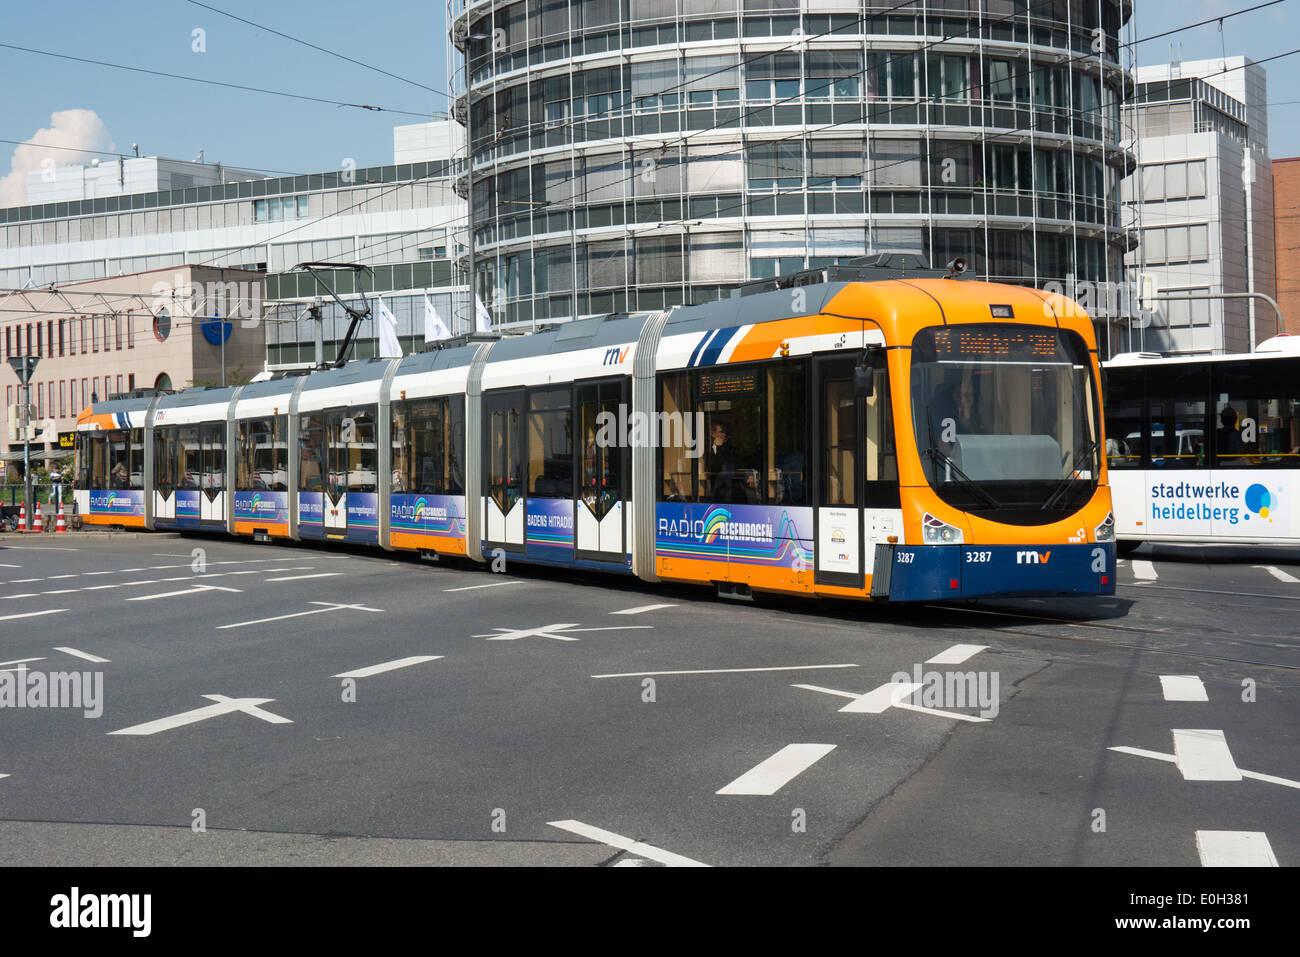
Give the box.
[217,601,383,630]
[1108,746,1300,790]
[547,820,708,868]
[795,680,923,713]
[1196,831,1279,867]
[126,584,242,601]
[109,694,292,736]
[717,744,836,795]
[333,656,443,679]
[472,623,652,642]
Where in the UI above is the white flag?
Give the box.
[424,295,451,344]
[375,296,402,358]
[475,295,493,333]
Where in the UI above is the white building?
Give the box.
[1122,57,1277,355]
[0,121,468,366]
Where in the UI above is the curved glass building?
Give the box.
[450,0,1133,328]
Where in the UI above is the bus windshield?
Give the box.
[910,323,1100,522]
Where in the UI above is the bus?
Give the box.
[1104,334,1300,552]
[75,260,1116,603]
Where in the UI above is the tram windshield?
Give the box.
[910,323,1100,522]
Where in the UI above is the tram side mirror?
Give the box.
[853,346,883,398]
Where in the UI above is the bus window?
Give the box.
[1145,364,1208,469]
[1103,368,1144,468]
[1212,359,1300,468]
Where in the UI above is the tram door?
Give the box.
[574,379,627,561]
[814,351,898,588]
[483,390,525,552]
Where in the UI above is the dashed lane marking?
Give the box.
[1172,729,1241,781]
[0,609,65,621]
[266,572,343,582]
[1159,675,1209,702]
[1196,831,1279,867]
[1255,565,1300,584]
[716,744,836,796]
[610,604,678,615]
[592,664,859,679]
[1132,560,1158,580]
[126,584,242,602]
[547,820,708,868]
[444,580,523,592]
[332,655,443,679]
[925,644,987,665]
[54,647,110,663]
[0,657,47,672]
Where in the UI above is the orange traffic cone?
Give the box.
[32,505,43,533]
[16,502,26,532]
[55,500,67,533]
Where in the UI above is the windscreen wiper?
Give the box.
[923,447,1002,510]
[1042,439,1098,510]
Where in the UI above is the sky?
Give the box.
[0,0,1296,200]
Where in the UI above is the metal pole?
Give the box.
[1150,292,1285,353]
[22,372,31,526]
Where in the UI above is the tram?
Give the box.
[1103,334,1300,551]
[74,258,1116,602]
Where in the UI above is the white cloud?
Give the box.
[0,109,115,207]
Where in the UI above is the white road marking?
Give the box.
[1255,565,1300,584]
[0,563,20,568]
[1196,831,1278,867]
[126,584,242,601]
[894,702,991,723]
[1131,559,1158,580]
[332,655,443,679]
[841,681,923,714]
[0,657,46,672]
[0,773,8,779]
[547,820,708,868]
[473,623,581,642]
[1160,675,1209,702]
[610,604,678,615]
[612,858,647,867]
[41,589,78,595]
[717,744,836,795]
[266,572,342,582]
[925,644,987,665]
[593,664,859,679]
[82,571,114,576]
[54,647,110,663]
[83,584,120,591]
[444,580,523,592]
[1109,745,1300,789]
[0,609,66,622]
[1,594,38,600]
[109,694,292,735]
[11,578,41,583]
[217,601,383,630]
[47,575,76,580]
[1172,729,1241,781]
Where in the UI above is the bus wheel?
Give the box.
[1117,540,1141,556]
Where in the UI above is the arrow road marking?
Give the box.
[548,820,708,868]
[333,656,442,679]
[1255,565,1300,584]
[109,694,292,736]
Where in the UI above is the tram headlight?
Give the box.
[1094,511,1115,542]
[922,512,964,545]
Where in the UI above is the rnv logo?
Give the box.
[50,887,151,938]
[1015,550,1051,564]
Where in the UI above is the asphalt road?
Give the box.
[0,534,1295,867]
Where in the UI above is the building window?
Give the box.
[127,309,135,348]
[155,372,172,391]
[60,380,66,418]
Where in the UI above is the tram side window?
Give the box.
[346,406,377,493]
[200,423,225,494]
[75,433,91,489]
[528,387,573,499]
[239,418,288,491]
[299,414,324,493]
[1103,368,1144,468]
[1211,360,1300,468]
[1146,364,1209,469]
[485,393,523,513]
[578,381,623,519]
[823,378,856,507]
[393,397,464,495]
[84,433,110,490]
[659,361,808,506]
[863,360,900,508]
[323,411,348,499]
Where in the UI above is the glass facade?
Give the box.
[451,0,1133,327]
